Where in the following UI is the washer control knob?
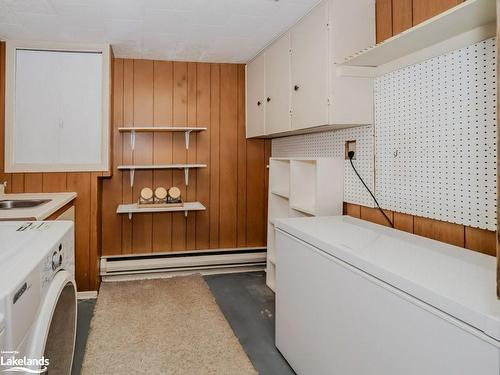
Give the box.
[52,251,61,270]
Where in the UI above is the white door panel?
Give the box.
[265,32,291,134]
[246,53,266,137]
[290,2,329,130]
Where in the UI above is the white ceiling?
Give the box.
[0,0,320,63]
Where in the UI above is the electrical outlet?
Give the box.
[345,140,356,160]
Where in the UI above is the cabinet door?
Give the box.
[412,0,462,25]
[265,32,291,135]
[246,53,266,137]
[290,2,329,130]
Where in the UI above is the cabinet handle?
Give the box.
[267,97,271,102]
[257,101,262,106]
[294,85,300,91]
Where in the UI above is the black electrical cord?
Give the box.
[348,151,393,228]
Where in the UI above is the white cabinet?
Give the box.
[266,157,343,291]
[245,0,375,138]
[290,2,329,130]
[5,41,110,172]
[245,53,266,138]
[265,33,291,134]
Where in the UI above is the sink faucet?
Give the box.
[0,181,6,196]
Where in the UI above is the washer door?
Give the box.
[28,270,77,375]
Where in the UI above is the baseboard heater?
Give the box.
[100,247,267,279]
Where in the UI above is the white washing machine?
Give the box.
[0,221,76,375]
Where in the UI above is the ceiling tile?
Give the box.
[0,0,321,62]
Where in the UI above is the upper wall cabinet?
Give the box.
[246,52,266,138]
[5,41,111,172]
[246,0,375,138]
[265,32,291,135]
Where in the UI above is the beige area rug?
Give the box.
[81,276,257,375]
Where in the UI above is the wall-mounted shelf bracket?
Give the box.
[130,130,136,150]
[129,169,135,187]
[185,130,192,149]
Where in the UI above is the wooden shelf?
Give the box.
[119,126,207,149]
[117,202,206,219]
[117,164,206,186]
[342,0,495,69]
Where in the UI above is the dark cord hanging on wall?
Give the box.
[348,151,394,228]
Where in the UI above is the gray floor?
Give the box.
[72,272,294,375]
[72,299,96,375]
[204,272,295,375]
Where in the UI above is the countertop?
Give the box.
[274,215,500,343]
[0,192,77,220]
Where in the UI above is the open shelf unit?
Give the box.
[266,157,344,291]
[117,202,206,219]
[117,164,207,187]
[342,0,495,71]
[119,126,207,149]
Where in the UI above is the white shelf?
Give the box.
[342,0,495,68]
[119,126,207,150]
[266,157,344,291]
[290,204,316,217]
[117,202,205,219]
[271,189,289,199]
[117,164,207,187]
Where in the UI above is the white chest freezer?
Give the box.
[274,216,500,375]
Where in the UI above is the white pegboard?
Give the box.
[375,38,497,231]
[272,127,375,207]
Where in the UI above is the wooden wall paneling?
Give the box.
[237,64,247,247]
[376,0,393,43]
[101,58,123,256]
[392,0,412,34]
[24,173,43,193]
[360,206,394,227]
[393,211,414,233]
[195,63,211,249]
[414,216,465,247]
[246,139,266,246]
[209,64,221,248]
[11,173,24,193]
[344,202,361,218]
[412,0,462,25]
[186,62,198,250]
[172,62,188,251]
[132,60,154,254]
[67,172,91,291]
[89,172,102,290]
[42,173,67,192]
[152,60,174,252]
[219,64,238,248]
[465,227,496,257]
[121,59,134,254]
[264,139,272,241]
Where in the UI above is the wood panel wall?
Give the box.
[101,59,270,255]
[376,0,463,43]
[0,41,102,292]
[344,203,496,256]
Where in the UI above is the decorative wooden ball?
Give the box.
[168,186,181,200]
[140,187,153,201]
[155,187,168,200]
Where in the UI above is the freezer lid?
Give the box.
[274,215,500,342]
